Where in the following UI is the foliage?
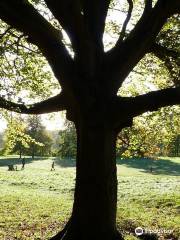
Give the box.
[2,114,54,157]
[58,121,77,159]
[117,106,180,158]
[156,15,180,86]
[24,115,53,157]
[168,135,180,157]
[0,132,3,148]
[53,109,180,159]
[3,115,42,156]
[0,20,60,101]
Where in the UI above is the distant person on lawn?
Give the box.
[21,158,25,170]
[51,161,55,171]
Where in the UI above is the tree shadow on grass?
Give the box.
[0,156,75,169]
[0,156,49,168]
[47,157,180,176]
[54,157,76,168]
[116,157,180,176]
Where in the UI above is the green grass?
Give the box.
[0,156,179,240]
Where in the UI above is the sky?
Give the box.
[0,112,66,132]
[0,118,6,132]
[41,112,66,131]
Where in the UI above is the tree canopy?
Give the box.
[0,0,179,122]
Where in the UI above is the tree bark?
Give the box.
[51,120,123,240]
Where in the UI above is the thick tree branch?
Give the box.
[44,0,96,76]
[44,1,86,57]
[150,43,179,60]
[81,0,110,51]
[105,0,180,94]
[110,87,180,129]
[0,94,67,114]
[117,0,133,43]
[167,0,180,15]
[0,0,75,91]
[143,0,152,15]
[128,87,180,118]
[44,0,111,76]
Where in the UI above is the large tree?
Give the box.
[2,114,44,157]
[25,115,53,158]
[0,0,180,239]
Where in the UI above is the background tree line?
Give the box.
[0,105,179,159]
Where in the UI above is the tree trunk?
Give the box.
[51,121,123,240]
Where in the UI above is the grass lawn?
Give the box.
[0,156,179,240]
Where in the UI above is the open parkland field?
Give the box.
[0,156,179,240]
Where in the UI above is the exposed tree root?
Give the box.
[50,219,124,240]
[50,218,72,240]
[114,231,124,240]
